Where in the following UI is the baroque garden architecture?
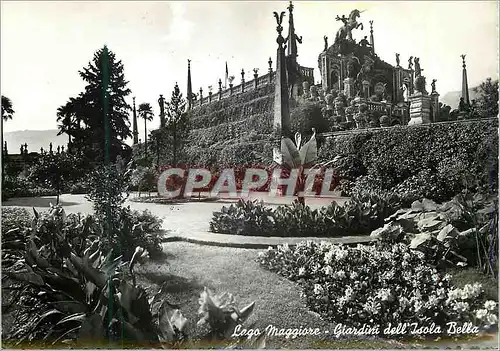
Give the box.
[142,1,463,136]
[126,1,479,167]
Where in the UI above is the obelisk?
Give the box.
[273,11,291,141]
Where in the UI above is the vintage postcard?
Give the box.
[1,1,499,349]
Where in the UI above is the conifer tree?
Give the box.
[57,46,132,164]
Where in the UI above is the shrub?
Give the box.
[258,241,498,336]
[371,193,498,276]
[290,101,328,135]
[2,176,58,199]
[1,207,32,233]
[210,193,403,237]
[319,119,499,202]
[2,204,259,348]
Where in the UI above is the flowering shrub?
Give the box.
[258,241,498,335]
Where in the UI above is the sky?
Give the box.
[1,0,499,137]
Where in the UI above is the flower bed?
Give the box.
[210,192,404,237]
[258,240,498,337]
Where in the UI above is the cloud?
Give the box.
[160,3,195,43]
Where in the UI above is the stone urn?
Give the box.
[354,112,365,129]
[368,112,380,128]
[358,103,368,114]
[325,93,334,110]
[309,86,319,101]
[302,81,310,98]
[379,115,391,127]
[334,99,346,122]
[345,106,355,123]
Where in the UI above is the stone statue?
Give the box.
[401,83,409,102]
[431,79,437,93]
[414,76,427,94]
[20,144,24,155]
[334,9,364,44]
[325,93,335,110]
[359,36,370,47]
[309,86,319,101]
[395,53,400,67]
[414,57,423,77]
[158,94,165,116]
[302,81,310,98]
[49,142,53,153]
[324,35,328,51]
[408,56,414,70]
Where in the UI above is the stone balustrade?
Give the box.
[193,72,275,108]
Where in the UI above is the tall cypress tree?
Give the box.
[165,83,188,165]
[57,46,132,164]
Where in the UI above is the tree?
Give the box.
[2,95,14,121]
[57,46,132,164]
[165,83,188,165]
[28,152,80,204]
[1,95,15,187]
[138,103,153,157]
[473,78,499,119]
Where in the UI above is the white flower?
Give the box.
[313,284,324,295]
[344,286,354,301]
[484,300,497,311]
[335,270,346,279]
[453,301,470,313]
[298,267,306,276]
[476,309,488,319]
[376,288,392,302]
[350,271,359,279]
[323,265,333,276]
[486,313,498,325]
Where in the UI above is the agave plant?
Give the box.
[272,128,321,205]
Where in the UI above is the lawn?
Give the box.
[134,242,498,349]
[134,242,403,349]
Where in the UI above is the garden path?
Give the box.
[2,193,370,248]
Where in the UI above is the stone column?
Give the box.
[362,80,370,99]
[218,79,223,100]
[268,57,273,83]
[199,88,203,106]
[241,69,245,93]
[208,91,212,103]
[253,68,259,89]
[430,91,440,123]
[408,93,432,125]
[343,78,355,99]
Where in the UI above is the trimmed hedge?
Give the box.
[319,119,498,202]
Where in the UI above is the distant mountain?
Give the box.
[3,129,67,154]
[441,86,480,109]
[3,129,136,154]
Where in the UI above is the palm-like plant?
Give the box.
[138,103,154,157]
[2,95,14,121]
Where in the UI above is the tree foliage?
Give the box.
[56,46,132,164]
[151,83,189,166]
[473,78,499,119]
[2,95,15,121]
